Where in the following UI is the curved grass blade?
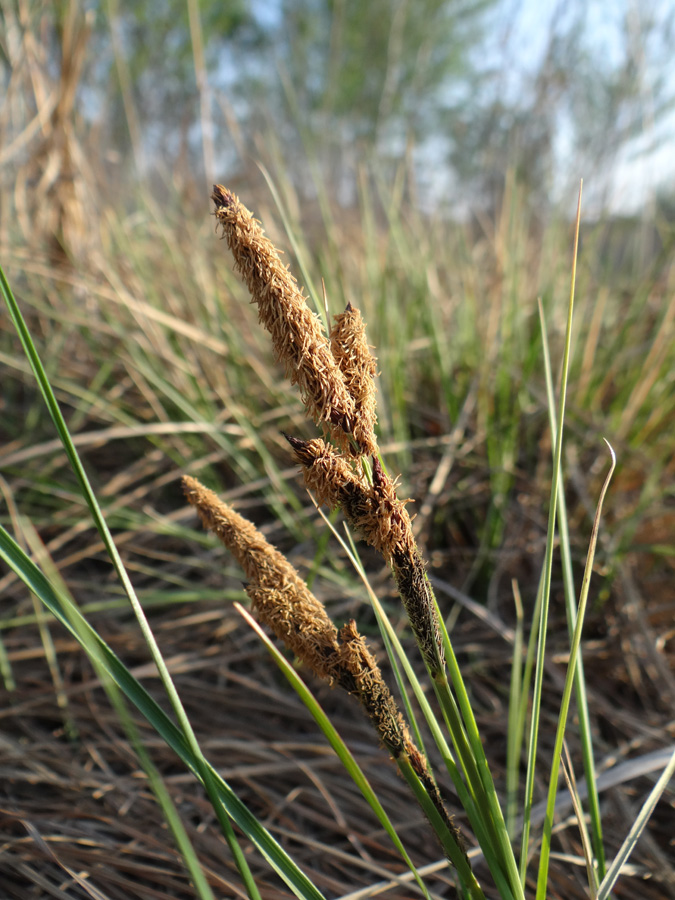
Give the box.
[534,442,616,899]
[539,295,607,878]
[234,603,440,900]
[0,524,326,900]
[596,746,675,900]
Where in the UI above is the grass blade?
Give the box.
[0,522,326,900]
[596,746,675,900]
[520,182,583,884]
[535,441,616,898]
[539,294,607,877]
[506,579,524,837]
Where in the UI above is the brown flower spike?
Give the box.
[183,474,462,852]
[337,620,464,849]
[285,436,445,677]
[183,475,341,681]
[202,184,467,867]
[329,303,379,456]
[212,185,359,451]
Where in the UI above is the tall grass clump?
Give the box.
[177,184,671,897]
[2,173,674,900]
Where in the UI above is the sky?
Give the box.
[493,0,675,214]
[70,0,675,217]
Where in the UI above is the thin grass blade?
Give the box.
[535,441,616,899]
[506,579,524,837]
[596,746,675,900]
[539,295,607,877]
[520,182,583,884]
[0,524,327,900]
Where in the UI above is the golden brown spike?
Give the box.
[337,619,410,756]
[183,474,292,585]
[285,439,445,676]
[183,473,463,855]
[283,435,366,510]
[182,475,342,682]
[244,584,341,683]
[211,186,356,448]
[284,437,412,564]
[329,303,378,456]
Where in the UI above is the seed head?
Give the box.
[183,475,341,681]
[284,441,445,675]
[330,303,379,456]
[212,185,357,449]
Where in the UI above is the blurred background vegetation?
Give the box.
[0,1,673,898]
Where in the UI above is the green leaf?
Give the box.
[0,523,326,900]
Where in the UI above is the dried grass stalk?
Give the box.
[211,185,358,452]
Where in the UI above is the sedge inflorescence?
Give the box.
[183,185,462,858]
[211,183,443,674]
[183,472,461,849]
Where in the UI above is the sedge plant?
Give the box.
[1,180,673,900]
[176,183,626,899]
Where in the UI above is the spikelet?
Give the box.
[329,303,378,456]
[182,474,439,731]
[211,185,358,451]
[338,621,463,850]
[285,438,445,676]
[339,619,464,850]
[184,474,463,854]
[336,619,411,756]
[182,475,341,682]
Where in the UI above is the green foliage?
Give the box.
[3,168,673,895]
[277,0,493,142]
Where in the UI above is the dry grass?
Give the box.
[0,15,674,896]
[1,576,673,899]
[2,185,674,897]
